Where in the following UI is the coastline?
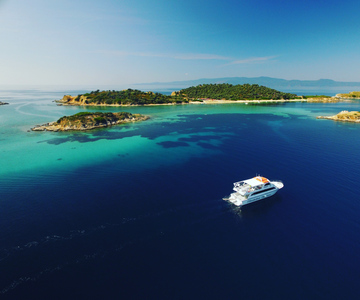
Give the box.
[55,98,347,107]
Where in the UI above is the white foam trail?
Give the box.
[0,199,226,295]
[0,207,227,295]
[0,199,214,260]
[14,102,58,119]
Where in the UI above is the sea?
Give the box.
[1,86,360,299]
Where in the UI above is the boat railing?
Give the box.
[272,180,283,184]
[272,180,284,189]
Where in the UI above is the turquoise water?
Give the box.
[1,89,360,299]
[0,92,343,177]
[0,93,307,177]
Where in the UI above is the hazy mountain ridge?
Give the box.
[138,77,360,89]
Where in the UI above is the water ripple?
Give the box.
[0,198,225,295]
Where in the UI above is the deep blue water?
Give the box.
[1,90,360,299]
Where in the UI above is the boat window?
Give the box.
[251,187,276,196]
[264,183,270,186]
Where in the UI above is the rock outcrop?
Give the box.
[306,97,340,102]
[56,95,89,106]
[335,91,360,99]
[317,110,360,123]
[0,101,9,105]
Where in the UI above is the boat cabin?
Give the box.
[233,176,271,195]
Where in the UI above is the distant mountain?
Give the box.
[137,77,360,90]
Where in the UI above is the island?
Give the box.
[173,83,298,100]
[56,84,301,106]
[335,91,360,99]
[0,101,9,105]
[57,89,185,106]
[317,110,360,123]
[31,112,149,132]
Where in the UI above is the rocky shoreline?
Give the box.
[306,97,344,103]
[317,110,360,123]
[0,101,9,105]
[335,92,360,99]
[31,112,150,132]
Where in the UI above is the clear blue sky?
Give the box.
[1,0,360,85]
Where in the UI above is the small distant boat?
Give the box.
[223,176,284,207]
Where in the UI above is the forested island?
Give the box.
[317,111,360,123]
[31,112,149,131]
[57,89,185,106]
[56,84,300,106]
[173,83,298,100]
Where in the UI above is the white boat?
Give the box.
[223,176,284,207]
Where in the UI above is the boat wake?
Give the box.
[0,199,225,295]
[14,102,58,119]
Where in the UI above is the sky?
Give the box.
[1,0,360,85]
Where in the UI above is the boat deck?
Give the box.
[223,193,246,206]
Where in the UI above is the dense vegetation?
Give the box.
[32,111,149,132]
[65,84,298,106]
[176,83,298,100]
[56,112,140,125]
[78,89,186,105]
[302,95,332,99]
